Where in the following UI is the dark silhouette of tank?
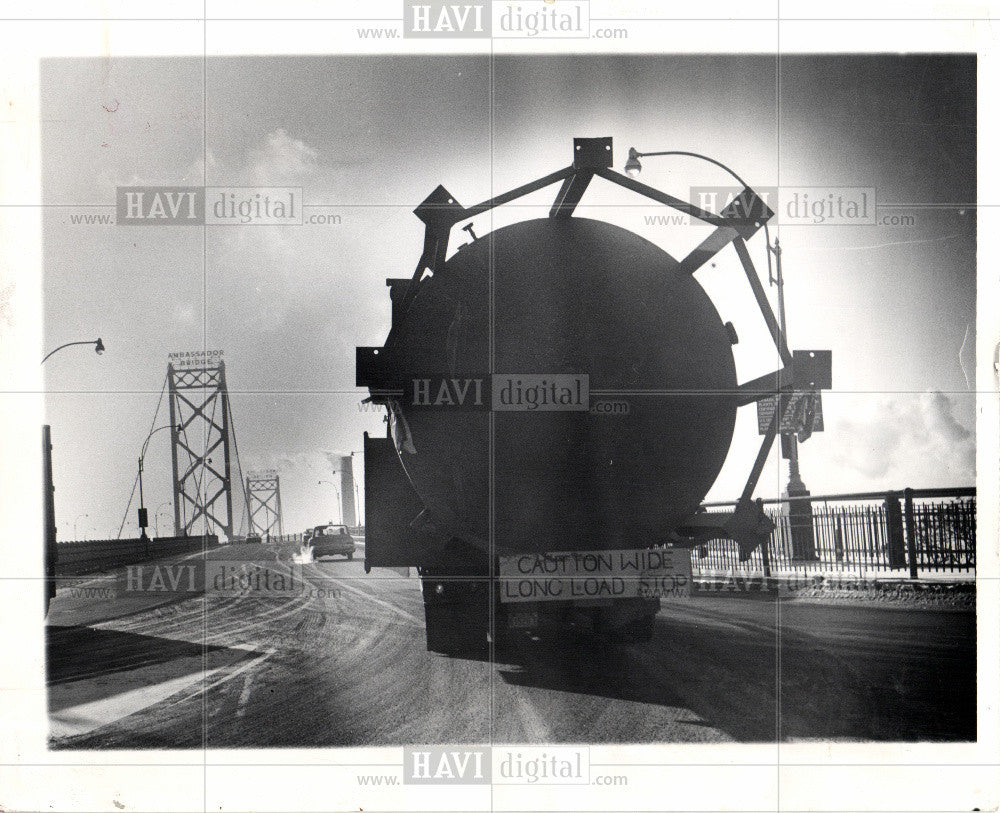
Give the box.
[357,137,829,654]
[387,217,737,554]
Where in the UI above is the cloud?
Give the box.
[832,391,974,486]
[172,304,196,325]
[919,390,972,445]
[247,128,319,186]
[184,149,217,185]
[205,128,327,332]
[322,450,355,471]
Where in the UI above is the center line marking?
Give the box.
[235,671,255,718]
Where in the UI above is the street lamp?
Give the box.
[74,512,88,540]
[318,479,342,524]
[42,337,105,365]
[765,236,807,496]
[42,337,105,614]
[630,144,817,558]
[630,146,804,496]
[623,148,750,188]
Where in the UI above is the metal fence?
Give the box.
[694,487,975,579]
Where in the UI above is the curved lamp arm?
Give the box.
[625,148,750,189]
[140,424,173,460]
[42,337,105,365]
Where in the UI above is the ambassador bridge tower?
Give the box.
[166,351,239,538]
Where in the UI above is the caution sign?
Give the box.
[498,548,692,603]
[756,391,824,438]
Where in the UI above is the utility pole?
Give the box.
[43,427,57,616]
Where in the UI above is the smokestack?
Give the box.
[339,455,357,527]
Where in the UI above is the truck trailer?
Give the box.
[356,137,831,654]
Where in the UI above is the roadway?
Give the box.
[46,545,976,747]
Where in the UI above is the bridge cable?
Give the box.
[116,373,168,539]
[225,387,251,536]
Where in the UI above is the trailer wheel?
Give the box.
[424,602,488,657]
[422,576,489,658]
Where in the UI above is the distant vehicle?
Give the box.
[245,533,262,545]
[306,524,355,560]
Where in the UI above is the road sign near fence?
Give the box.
[756,391,824,436]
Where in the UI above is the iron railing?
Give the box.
[54,534,220,576]
[693,487,975,578]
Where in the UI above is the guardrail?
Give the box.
[55,534,219,576]
[694,487,975,579]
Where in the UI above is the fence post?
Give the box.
[903,487,919,580]
[760,535,771,579]
[884,492,906,570]
[787,495,818,563]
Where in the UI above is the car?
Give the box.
[306,524,356,560]
[245,533,262,545]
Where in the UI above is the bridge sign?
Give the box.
[168,349,224,369]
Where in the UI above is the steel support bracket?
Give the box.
[414,185,464,275]
[550,170,595,218]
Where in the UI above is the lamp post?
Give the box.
[767,237,807,496]
[42,337,105,365]
[318,480,342,524]
[136,424,172,541]
[42,337,104,614]
[626,146,816,559]
[767,236,816,560]
[624,145,792,482]
[350,450,363,526]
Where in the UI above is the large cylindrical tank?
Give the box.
[386,217,737,555]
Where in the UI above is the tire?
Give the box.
[422,580,489,658]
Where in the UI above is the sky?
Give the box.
[39,54,976,540]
